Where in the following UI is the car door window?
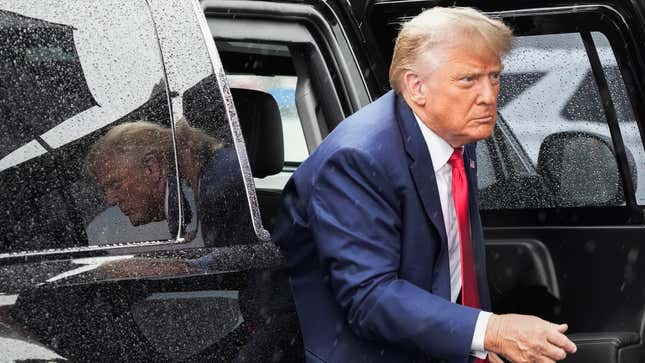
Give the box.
[206,16,354,194]
[148,2,263,247]
[0,0,175,253]
[220,40,311,196]
[591,32,645,205]
[206,15,354,229]
[477,31,639,211]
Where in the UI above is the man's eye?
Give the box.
[490,72,501,83]
[460,75,475,83]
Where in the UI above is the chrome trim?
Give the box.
[188,0,270,241]
[0,239,179,259]
[144,0,185,242]
[487,4,627,24]
[390,4,628,30]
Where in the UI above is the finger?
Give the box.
[547,332,577,354]
[542,343,567,361]
[537,357,556,363]
[556,323,568,333]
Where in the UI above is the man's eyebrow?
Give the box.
[454,70,483,78]
[452,62,503,78]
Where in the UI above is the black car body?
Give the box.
[1,0,645,362]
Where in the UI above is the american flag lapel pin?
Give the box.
[470,160,476,169]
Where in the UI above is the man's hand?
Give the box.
[484,314,577,363]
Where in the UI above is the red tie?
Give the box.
[449,148,487,363]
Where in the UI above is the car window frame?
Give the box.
[208,20,343,155]
[0,0,263,263]
[203,4,372,195]
[487,7,644,225]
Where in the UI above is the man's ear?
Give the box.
[402,70,427,107]
[142,153,164,180]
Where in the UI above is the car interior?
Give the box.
[216,37,344,231]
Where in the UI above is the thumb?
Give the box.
[556,323,568,333]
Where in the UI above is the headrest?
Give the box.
[537,131,637,207]
[230,88,284,178]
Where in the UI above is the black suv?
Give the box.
[1,0,645,362]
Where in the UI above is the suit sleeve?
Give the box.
[308,148,481,359]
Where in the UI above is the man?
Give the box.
[86,121,175,228]
[272,7,577,363]
[85,120,253,247]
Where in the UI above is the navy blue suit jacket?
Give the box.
[272,91,491,363]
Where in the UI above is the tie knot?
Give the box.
[448,147,464,168]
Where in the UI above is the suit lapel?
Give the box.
[394,94,490,308]
[463,144,491,310]
[395,94,448,247]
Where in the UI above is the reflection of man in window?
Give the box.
[85,120,252,246]
[86,121,176,226]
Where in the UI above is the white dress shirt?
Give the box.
[414,113,491,359]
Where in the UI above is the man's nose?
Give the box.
[477,79,498,105]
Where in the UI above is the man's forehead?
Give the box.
[449,57,503,72]
[433,43,502,70]
[98,152,138,167]
[94,155,131,178]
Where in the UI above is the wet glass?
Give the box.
[591,32,644,205]
[478,32,627,210]
[0,0,174,253]
[1,1,273,360]
[147,0,260,248]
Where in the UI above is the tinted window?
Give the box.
[152,7,259,247]
[590,32,645,205]
[0,0,174,253]
[478,32,634,210]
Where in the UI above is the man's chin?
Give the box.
[470,124,495,142]
[481,128,494,140]
[459,131,494,145]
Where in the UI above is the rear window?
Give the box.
[0,1,177,253]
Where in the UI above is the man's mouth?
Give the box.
[472,115,494,122]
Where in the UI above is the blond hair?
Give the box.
[389,7,512,92]
[85,119,223,177]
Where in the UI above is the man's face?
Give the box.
[94,155,166,226]
[415,41,503,147]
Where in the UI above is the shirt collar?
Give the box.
[413,112,457,172]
